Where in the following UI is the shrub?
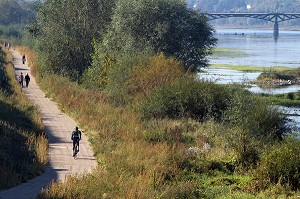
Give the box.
[105,52,151,105]
[285,92,294,100]
[223,90,288,168]
[256,138,300,190]
[81,54,114,90]
[125,53,185,101]
[223,90,288,141]
[256,72,293,81]
[139,78,232,120]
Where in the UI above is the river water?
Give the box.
[202,28,300,94]
[203,29,300,129]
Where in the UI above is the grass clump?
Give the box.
[0,47,47,190]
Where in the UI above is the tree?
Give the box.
[99,0,217,72]
[214,0,246,12]
[35,0,114,80]
[0,0,34,25]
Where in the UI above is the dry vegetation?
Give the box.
[0,47,48,190]
[12,47,299,198]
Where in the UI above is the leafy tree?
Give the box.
[214,0,246,12]
[98,0,217,72]
[35,0,114,80]
[0,0,35,25]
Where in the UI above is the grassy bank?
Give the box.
[210,48,248,58]
[209,48,292,72]
[15,47,300,198]
[209,64,290,72]
[0,47,48,190]
[256,67,300,81]
[258,92,300,108]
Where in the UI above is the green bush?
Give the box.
[0,24,23,38]
[257,138,300,190]
[257,72,293,81]
[139,78,232,120]
[125,53,185,102]
[223,90,288,168]
[81,54,114,90]
[294,92,300,100]
[285,92,294,100]
[223,90,288,141]
[105,52,152,105]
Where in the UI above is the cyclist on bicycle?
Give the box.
[71,126,81,153]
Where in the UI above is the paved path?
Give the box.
[0,51,97,199]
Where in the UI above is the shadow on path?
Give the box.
[0,50,97,199]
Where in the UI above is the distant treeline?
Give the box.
[0,0,36,25]
[0,0,38,39]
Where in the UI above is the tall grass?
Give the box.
[17,47,297,198]
[0,47,48,190]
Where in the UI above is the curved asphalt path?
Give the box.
[0,51,97,199]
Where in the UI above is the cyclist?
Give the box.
[71,127,81,155]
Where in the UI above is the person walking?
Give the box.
[22,55,26,65]
[25,73,30,87]
[18,72,24,87]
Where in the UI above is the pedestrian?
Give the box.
[7,43,10,50]
[22,54,26,65]
[18,72,24,87]
[25,73,30,87]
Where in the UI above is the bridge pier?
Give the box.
[273,15,279,41]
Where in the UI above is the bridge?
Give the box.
[205,13,300,39]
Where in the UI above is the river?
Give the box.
[202,28,300,94]
[203,28,300,130]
